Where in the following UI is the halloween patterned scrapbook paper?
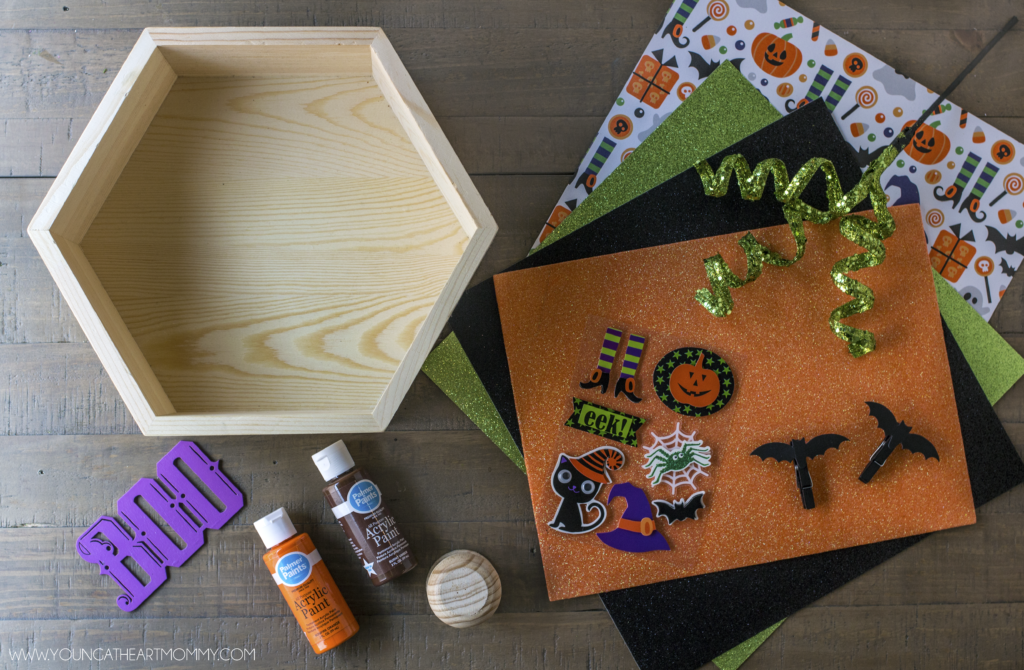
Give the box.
[537,62,780,251]
[533,0,1024,320]
[497,203,976,600]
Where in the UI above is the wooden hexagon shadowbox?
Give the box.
[27,28,497,435]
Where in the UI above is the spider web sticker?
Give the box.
[642,423,711,495]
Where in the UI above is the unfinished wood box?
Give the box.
[27,28,497,435]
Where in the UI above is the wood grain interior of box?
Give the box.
[79,64,470,414]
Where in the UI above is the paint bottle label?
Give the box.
[274,549,351,646]
[274,550,320,586]
[330,478,414,583]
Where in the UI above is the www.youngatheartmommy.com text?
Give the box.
[7,647,257,663]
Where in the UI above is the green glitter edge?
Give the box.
[421,332,525,472]
[933,268,1024,405]
[713,619,785,670]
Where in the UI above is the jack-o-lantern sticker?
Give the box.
[751,32,802,78]
[902,121,951,166]
[652,348,735,417]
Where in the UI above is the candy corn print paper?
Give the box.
[535,0,1024,321]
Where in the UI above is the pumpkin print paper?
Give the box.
[902,121,951,166]
[751,32,802,78]
[499,203,976,601]
[532,0,1024,322]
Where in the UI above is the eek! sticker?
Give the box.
[564,398,646,447]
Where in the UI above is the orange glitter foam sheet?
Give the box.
[494,203,975,601]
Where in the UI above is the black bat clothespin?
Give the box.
[752,434,848,509]
[859,402,939,483]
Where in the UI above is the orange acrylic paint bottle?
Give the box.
[254,508,359,653]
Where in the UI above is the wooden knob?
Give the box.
[426,550,501,628]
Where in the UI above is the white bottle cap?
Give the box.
[253,507,297,549]
[312,439,356,481]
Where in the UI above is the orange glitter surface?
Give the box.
[493,204,975,601]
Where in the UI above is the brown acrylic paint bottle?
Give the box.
[254,508,359,653]
[313,439,417,586]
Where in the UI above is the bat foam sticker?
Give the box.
[653,492,706,524]
[751,434,848,509]
[859,401,939,484]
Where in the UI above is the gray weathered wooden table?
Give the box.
[2,1,1024,668]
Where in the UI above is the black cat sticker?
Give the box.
[548,447,625,534]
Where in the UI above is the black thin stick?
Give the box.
[692,15,711,32]
[840,103,860,120]
[893,16,1018,153]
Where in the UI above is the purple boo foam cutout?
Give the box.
[75,441,245,612]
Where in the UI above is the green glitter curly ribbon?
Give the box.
[693,142,901,357]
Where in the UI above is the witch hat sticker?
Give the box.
[598,482,670,553]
